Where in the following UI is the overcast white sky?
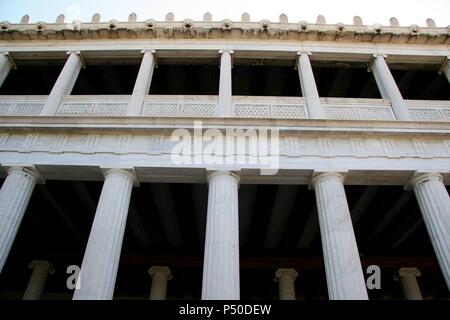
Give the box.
[0,0,449,26]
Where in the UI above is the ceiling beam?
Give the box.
[126,203,152,247]
[264,185,299,249]
[36,186,84,244]
[297,207,319,249]
[369,192,413,240]
[351,186,379,224]
[150,183,183,247]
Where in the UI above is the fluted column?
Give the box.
[444,57,450,84]
[0,167,39,273]
[0,52,12,88]
[410,172,450,289]
[297,51,325,119]
[218,50,233,117]
[73,169,136,300]
[202,170,240,300]
[41,51,83,116]
[370,54,412,120]
[394,267,423,300]
[148,266,172,300]
[274,268,298,300]
[127,49,156,116]
[312,172,368,300]
[23,260,55,300]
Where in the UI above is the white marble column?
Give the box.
[312,172,368,300]
[444,57,450,84]
[274,268,298,300]
[394,267,423,300]
[202,170,240,300]
[0,167,39,273]
[218,50,233,117]
[296,51,325,119]
[73,169,135,300]
[410,172,450,289]
[148,266,172,300]
[127,49,156,116]
[370,54,412,120]
[23,260,55,300]
[41,51,83,116]
[0,52,12,88]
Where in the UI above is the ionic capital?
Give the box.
[148,266,172,280]
[310,170,348,189]
[66,50,86,68]
[297,51,312,56]
[206,170,240,183]
[28,260,55,275]
[405,171,444,190]
[372,53,388,59]
[394,267,421,281]
[141,49,156,54]
[218,49,234,55]
[5,166,45,184]
[274,268,298,282]
[101,167,139,186]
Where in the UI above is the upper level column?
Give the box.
[218,50,233,117]
[443,56,450,84]
[311,171,368,300]
[408,172,450,289]
[148,266,172,300]
[274,268,298,300]
[73,168,136,300]
[0,166,41,273]
[370,54,412,120]
[0,52,13,88]
[127,49,156,116]
[41,51,83,116]
[23,260,55,300]
[296,52,325,119]
[394,267,423,300]
[202,170,240,300]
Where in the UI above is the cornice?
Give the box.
[1,13,449,45]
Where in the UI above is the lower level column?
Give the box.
[410,172,450,289]
[0,166,39,273]
[312,172,368,300]
[23,260,55,300]
[394,267,423,300]
[73,169,135,300]
[274,268,298,300]
[148,266,172,300]
[201,170,240,300]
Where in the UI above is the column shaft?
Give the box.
[395,268,423,300]
[202,171,240,300]
[73,169,134,300]
[444,58,450,84]
[218,50,233,117]
[0,167,37,272]
[23,261,54,300]
[41,51,82,116]
[371,55,412,120]
[0,53,12,88]
[149,266,172,300]
[297,52,325,119]
[127,50,156,116]
[411,173,450,289]
[275,268,298,300]
[400,276,423,300]
[313,172,368,300]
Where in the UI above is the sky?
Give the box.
[0,0,449,27]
